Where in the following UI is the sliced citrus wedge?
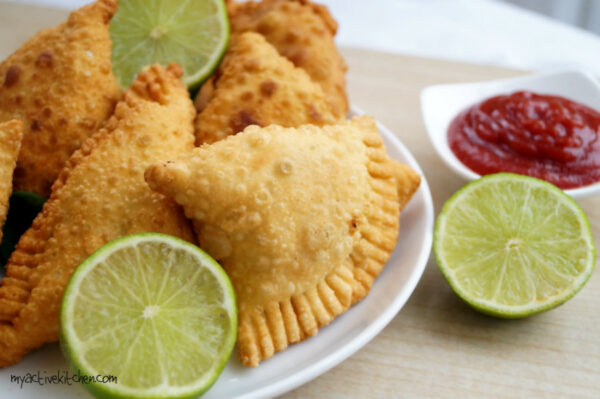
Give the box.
[60,233,236,399]
[434,173,596,318]
[110,0,229,89]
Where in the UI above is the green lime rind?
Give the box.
[60,233,237,399]
[110,0,229,90]
[434,173,596,319]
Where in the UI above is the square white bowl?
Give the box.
[420,69,600,198]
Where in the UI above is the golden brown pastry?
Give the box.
[0,120,24,242]
[145,116,420,366]
[227,0,348,118]
[195,32,341,145]
[0,0,121,196]
[0,64,195,368]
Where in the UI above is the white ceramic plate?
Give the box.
[0,108,434,399]
[420,69,600,198]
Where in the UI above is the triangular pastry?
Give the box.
[0,0,121,196]
[227,0,348,118]
[195,32,340,145]
[145,116,420,366]
[0,64,195,367]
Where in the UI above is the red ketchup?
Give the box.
[447,91,600,189]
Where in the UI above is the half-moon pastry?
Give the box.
[227,0,348,119]
[195,32,340,145]
[145,116,420,366]
[0,0,121,196]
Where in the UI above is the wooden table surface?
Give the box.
[1,3,599,398]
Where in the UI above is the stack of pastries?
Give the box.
[0,0,420,368]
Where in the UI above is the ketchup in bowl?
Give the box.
[447,91,600,189]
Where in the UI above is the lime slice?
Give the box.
[434,173,596,318]
[109,0,229,90]
[60,233,237,399]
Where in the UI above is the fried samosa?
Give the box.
[195,32,341,144]
[146,116,420,367]
[0,64,195,367]
[227,0,348,118]
[0,0,121,196]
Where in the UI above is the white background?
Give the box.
[2,0,600,74]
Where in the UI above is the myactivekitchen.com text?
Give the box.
[10,370,117,388]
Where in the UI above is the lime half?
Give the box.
[434,173,596,318]
[110,0,229,89]
[60,233,237,399]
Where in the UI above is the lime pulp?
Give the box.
[60,233,237,399]
[434,173,596,318]
[109,0,229,90]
